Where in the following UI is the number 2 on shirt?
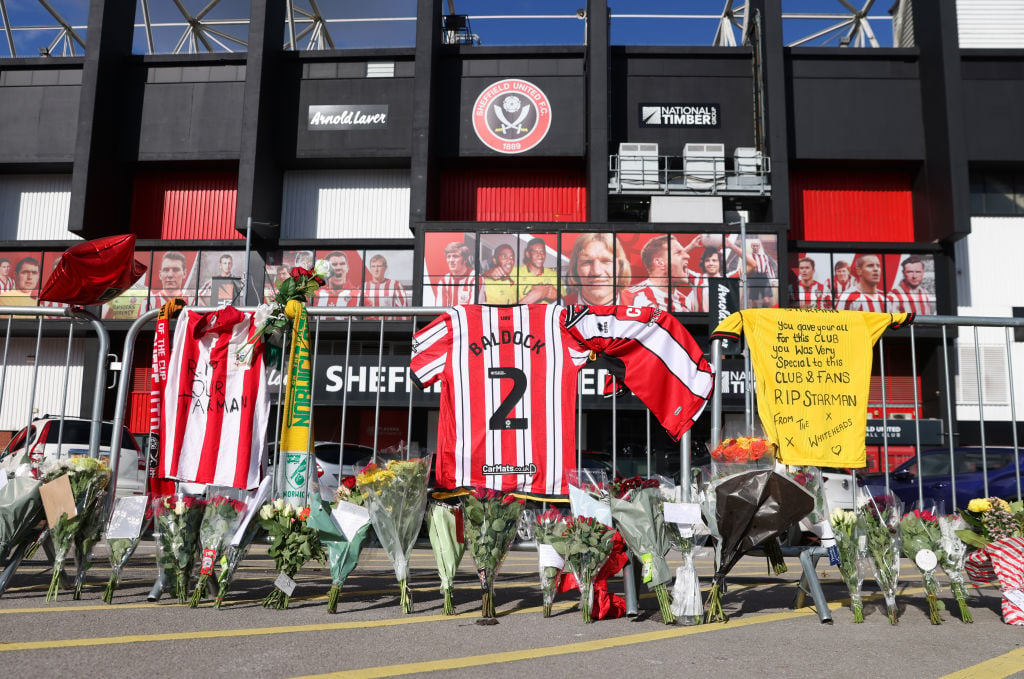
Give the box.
[487,367,528,430]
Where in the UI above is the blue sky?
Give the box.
[0,0,895,56]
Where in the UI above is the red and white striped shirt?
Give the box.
[361,279,408,308]
[827,277,853,297]
[789,281,832,309]
[617,280,695,313]
[887,282,934,315]
[160,307,269,490]
[835,289,887,312]
[750,251,774,275]
[436,274,477,306]
[315,287,360,308]
[410,304,714,497]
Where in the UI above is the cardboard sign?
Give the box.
[274,572,297,596]
[537,543,565,570]
[664,502,702,526]
[40,474,77,527]
[106,495,148,539]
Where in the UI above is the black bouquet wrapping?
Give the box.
[702,469,814,622]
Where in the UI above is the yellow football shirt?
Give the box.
[711,307,912,468]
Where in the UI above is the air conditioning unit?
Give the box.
[617,142,660,189]
[682,142,725,191]
[730,147,765,188]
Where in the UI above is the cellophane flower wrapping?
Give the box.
[900,506,945,624]
[39,457,111,602]
[213,518,261,608]
[829,507,865,622]
[610,485,676,624]
[534,508,568,617]
[666,519,704,625]
[857,493,904,624]
[188,487,248,607]
[562,515,615,623]
[0,476,44,566]
[790,466,840,565]
[257,499,326,609]
[710,436,786,575]
[356,455,432,614]
[303,485,371,614]
[937,514,973,623]
[427,500,465,615]
[153,492,204,604]
[102,498,148,604]
[701,468,814,623]
[462,488,524,620]
[958,497,1024,549]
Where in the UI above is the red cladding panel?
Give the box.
[789,170,914,242]
[131,172,241,240]
[440,169,586,222]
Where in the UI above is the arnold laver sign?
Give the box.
[472,78,552,154]
[308,105,389,130]
[640,104,720,128]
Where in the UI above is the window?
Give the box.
[969,168,1024,216]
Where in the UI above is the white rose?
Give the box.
[282,503,294,518]
[254,303,273,326]
[273,498,285,512]
[174,500,186,516]
[313,259,332,279]
[259,504,274,520]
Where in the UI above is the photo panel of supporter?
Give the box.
[103,251,151,319]
[422,232,480,306]
[616,232,705,312]
[263,251,289,303]
[560,232,629,307]
[787,252,833,309]
[197,250,244,307]
[723,233,779,308]
[0,251,43,308]
[478,233,521,305]
[362,249,412,318]
[686,233,740,313]
[513,234,559,304]
[149,250,200,309]
[315,249,363,317]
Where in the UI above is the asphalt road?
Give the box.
[1,542,1024,679]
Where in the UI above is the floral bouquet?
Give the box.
[153,493,204,604]
[427,500,465,616]
[307,482,372,614]
[857,493,904,625]
[960,497,1024,625]
[237,258,331,365]
[900,507,945,624]
[188,488,248,607]
[462,488,524,621]
[0,476,44,569]
[534,508,568,617]
[356,456,432,614]
[829,507,866,622]
[40,457,111,601]
[666,514,704,625]
[257,499,326,609]
[610,484,676,624]
[709,437,786,575]
[790,466,840,566]
[101,496,149,604]
[561,516,616,623]
[701,468,814,623]
[213,516,262,609]
[937,513,973,623]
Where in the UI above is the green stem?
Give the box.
[188,574,209,608]
[443,587,455,616]
[850,594,864,623]
[176,570,189,604]
[327,585,341,614]
[399,578,413,614]
[950,581,974,624]
[704,581,727,623]
[655,584,676,624]
[103,573,118,604]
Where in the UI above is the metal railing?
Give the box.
[608,153,772,196]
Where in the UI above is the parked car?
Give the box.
[859,447,1024,511]
[0,417,146,497]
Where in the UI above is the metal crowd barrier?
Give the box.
[0,305,110,595]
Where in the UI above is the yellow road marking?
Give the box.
[939,647,1024,679]
[291,607,833,679]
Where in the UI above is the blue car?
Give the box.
[860,447,1024,511]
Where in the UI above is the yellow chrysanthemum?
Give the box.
[968,498,992,513]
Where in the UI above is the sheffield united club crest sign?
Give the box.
[472,78,552,154]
